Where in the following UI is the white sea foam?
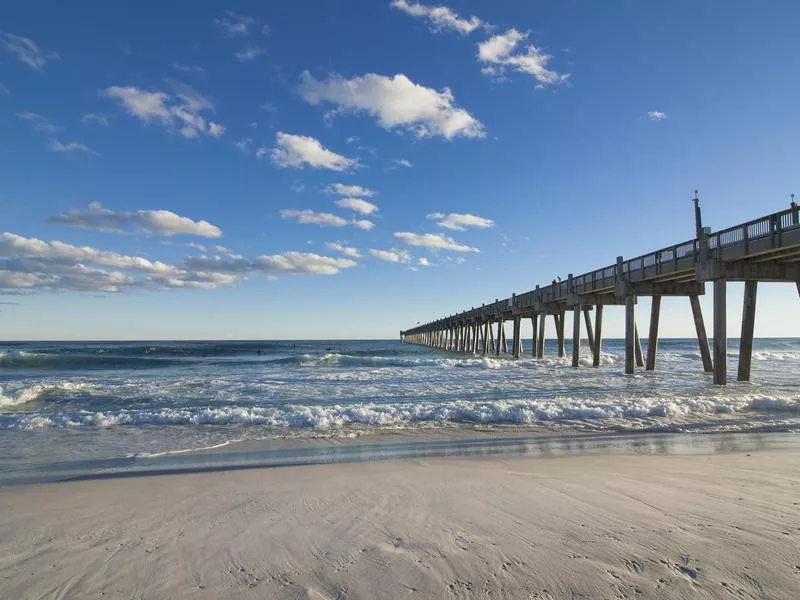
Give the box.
[3,391,799,430]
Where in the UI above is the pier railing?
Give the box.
[405,204,800,329]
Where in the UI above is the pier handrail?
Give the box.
[403,204,800,333]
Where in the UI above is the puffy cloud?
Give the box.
[335,197,379,215]
[104,83,225,139]
[648,111,667,121]
[325,183,376,198]
[0,32,59,70]
[185,252,356,276]
[234,47,266,61]
[297,71,484,139]
[0,231,355,294]
[280,209,349,227]
[390,1,483,35]
[394,232,478,252]
[325,242,361,258]
[81,113,110,126]
[353,219,375,231]
[369,248,412,263]
[478,29,567,85]
[50,203,223,238]
[47,139,95,154]
[271,132,359,171]
[418,257,431,266]
[427,212,494,231]
[214,12,257,36]
[17,111,59,134]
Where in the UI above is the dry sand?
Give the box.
[1,448,799,599]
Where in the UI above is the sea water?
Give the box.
[1,338,798,484]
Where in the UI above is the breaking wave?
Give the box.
[3,392,799,430]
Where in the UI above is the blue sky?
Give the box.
[1,0,799,340]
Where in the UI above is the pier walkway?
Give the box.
[401,197,800,384]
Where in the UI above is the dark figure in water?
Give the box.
[257,349,261,356]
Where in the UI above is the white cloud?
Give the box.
[271,132,359,171]
[47,139,95,154]
[648,111,667,121]
[297,71,485,139]
[478,29,567,86]
[214,12,257,36]
[81,113,110,126]
[427,212,494,231]
[104,83,225,139]
[418,257,431,266]
[186,252,356,277]
[325,183,376,198]
[50,203,223,238]
[17,111,59,134]
[353,219,375,231]
[208,122,225,138]
[369,248,412,263]
[255,147,268,159]
[280,209,349,227]
[394,232,478,252]
[0,32,59,70]
[335,197,379,215]
[0,231,354,294]
[171,63,206,74]
[325,242,361,258]
[234,47,266,61]
[390,0,483,35]
[391,158,413,168]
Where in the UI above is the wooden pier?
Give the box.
[401,197,800,384]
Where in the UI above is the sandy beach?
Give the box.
[2,446,799,599]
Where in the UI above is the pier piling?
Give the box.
[592,305,603,367]
[572,306,581,367]
[713,279,727,385]
[646,296,661,371]
[690,294,714,373]
[625,295,636,375]
[737,281,757,382]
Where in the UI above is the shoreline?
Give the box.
[1,447,798,598]
[3,429,800,488]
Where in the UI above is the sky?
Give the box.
[1,0,799,340]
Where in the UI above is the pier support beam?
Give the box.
[488,320,495,354]
[634,323,644,368]
[583,308,595,360]
[482,321,489,354]
[625,295,636,375]
[689,294,714,373]
[530,315,538,358]
[713,279,727,385]
[571,306,581,367]
[536,314,546,359]
[555,310,566,358]
[646,296,661,371]
[512,316,522,358]
[737,281,758,382]
[592,305,603,367]
[501,323,508,354]
[495,320,503,356]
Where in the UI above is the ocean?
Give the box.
[1,338,798,484]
